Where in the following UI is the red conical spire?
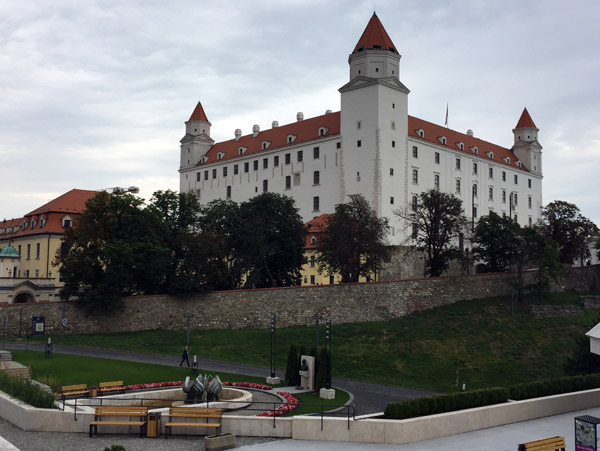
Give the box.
[189,102,209,122]
[353,13,397,54]
[515,108,537,129]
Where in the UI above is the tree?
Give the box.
[316,194,390,283]
[396,189,465,277]
[539,201,599,265]
[234,193,306,288]
[58,192,170,314]
[472,212,520,273]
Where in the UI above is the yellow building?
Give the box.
[0,189,96,303]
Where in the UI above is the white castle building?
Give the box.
[179,13,543,245]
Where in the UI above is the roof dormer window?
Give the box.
[439,136,447,145]
[486,151,494,160]
[470,146,478,154]
[503,156,511,165]
[238,147,247,155]
[30,219,37,230]
[287,135,296,144]
[217,152,225,160]
[457,142,464,151]
[200,156,209,164]
[416,129,425,138]
[62,216,72,229]
[21,221,28,230]
[261,141,270,150]
[517,160,522,168]
[318,127,328,136]
[310,236,317,245]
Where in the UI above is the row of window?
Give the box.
[409,166,533,190]
[405,188,533,208]
[13,243,41,260]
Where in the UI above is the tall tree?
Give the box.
[234,193,306,288]
[316,194,390,283]
[472,212,520,273]
[396,189,465,277]
[539,200,599,264]
[57,192,170,314]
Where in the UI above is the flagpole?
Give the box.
[445,103,449,128]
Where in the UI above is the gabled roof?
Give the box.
[304,214,331,249]
[27,189,97,216]
[189,102,209,122]
[353,13,397,54]
[515,108,537,129]
[198,112,340,166]
[408,116,529,172]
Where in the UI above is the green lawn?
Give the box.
[11,350,267,392]
[17,290,600,393]
[287,390,351,416]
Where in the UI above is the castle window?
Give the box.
[319,127,327,136]
[263,158,268,169]
[390,168,394,176]
[458,142,464,150]
[392,141,395,148]
[529,217,533,227]
[392,103,395,109]
[263,180,268,192]
[473,162,478,174]
[234,164,239,175]
[412,196,418,211]
[336,142,341,149]
[471,146,478,154]
[357,140,361,147]
[357,172,360,182]
[217,152,224,160]
[244,162,249,173]
[502,171,506,182]
[434,174,440,189]
[513,193,518,206]
[253,160,258,171]
[502,190,506,203]
[285,176,291,189]
[489,187,494,201]
[36,243,40,259]
[313,196,320,212]
[274,156,279,166]
[310,255,316,267]
[285,153,291,164]
[456,158,461,170]
[489,167,493,179]
[212,169,217,179]
[310,275,315,284]
[418,129,424,138]
[440,136,447,145]
[297,150,303,162]
[204,170,209,180]
[390,197,394,205]
[27,244,31,259]
[62,217,72,228]
[435,152,440,164]
[223,167,228,177]
[528,178,532,188]
[472,184,478,198]
[239,147,246,155]
[412,169,419,184]
[514,174,518,184]
[287,135,296,144]
[313,147,320,159]
[196,172,201,181]
[313,171,320,185]
[412,146,418,158]
[528,196,532,209]
[456,179,461,194]
[226,186,231,198]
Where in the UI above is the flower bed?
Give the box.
[256,391,299,417]
[223,381,272,390]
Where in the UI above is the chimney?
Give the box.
[272,120,279,128]
[235,129,242,141]
[252,124,260,137]
[297,112,304,122]
[467,129,474,137]
[325,109,332,115]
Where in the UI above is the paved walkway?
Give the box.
[3,343,433,415]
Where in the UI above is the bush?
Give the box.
[384,387,508,419]
[0,372,56,409]
[508,374,600,400]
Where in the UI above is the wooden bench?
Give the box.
[61,384,89,398]
[164,407,222,438]
[98,380,124,395]
[518,436,566,451]
[89,405,148,437]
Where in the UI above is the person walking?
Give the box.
[179,345,190,367]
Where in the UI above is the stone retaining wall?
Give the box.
[0,266,598,336]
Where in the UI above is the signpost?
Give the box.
[60,305,68,344]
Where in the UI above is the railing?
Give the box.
[63,395,355,430]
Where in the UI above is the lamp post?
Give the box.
[325,319,332,390]
[183,314,193,348]
[270,314,276,379]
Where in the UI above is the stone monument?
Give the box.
[298,355,315,391]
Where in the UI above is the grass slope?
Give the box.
[19,291,600,392]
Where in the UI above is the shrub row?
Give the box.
[385,373,600,419]
[508,373,600,400]
[0,372,57,409]
[384,387,508,419]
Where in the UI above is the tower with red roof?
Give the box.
[180,102,214,171]
[512,108,543,176]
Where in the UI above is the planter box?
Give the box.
[204,432,237,450]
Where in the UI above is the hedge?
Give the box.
[0,372,57,409]
[384,373,600,419]
[384,387,508,419]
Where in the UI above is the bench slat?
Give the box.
[518,436,565,451]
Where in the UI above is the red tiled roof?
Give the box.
[27,189,97,216]
[189,102,209,122]
[199,112,340,166]
[515,108,537,129]
[353,13,397,54]
[304,214,331,249]
[408,116,528,172]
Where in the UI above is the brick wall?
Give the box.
[1,265,598,337]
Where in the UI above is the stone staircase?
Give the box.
[0,350,30,380]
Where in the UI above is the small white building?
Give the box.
[179,13,543,245]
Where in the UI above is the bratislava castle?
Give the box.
[179,13,543,244]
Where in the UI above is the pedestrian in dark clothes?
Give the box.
[179,345,190,367]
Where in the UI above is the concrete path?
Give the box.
[3,343,433,415]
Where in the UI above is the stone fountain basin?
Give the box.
[74,387,252,413]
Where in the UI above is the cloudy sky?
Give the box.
[2,0,599,224]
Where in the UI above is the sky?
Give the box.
[1,0,599,224]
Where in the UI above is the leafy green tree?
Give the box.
[317,194,390,283]
[234,193,306,288]
[472,212,519,273]
[539,200,599,264]
[58,192,170,314]
[397,189,465,277]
